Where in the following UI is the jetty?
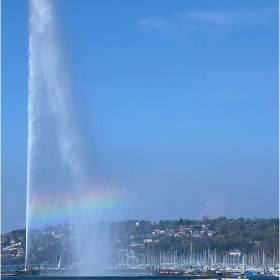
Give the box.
[1,266,279,277]
[1,268,40,276]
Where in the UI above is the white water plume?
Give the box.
[26,0,112,274]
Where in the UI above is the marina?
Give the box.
[1,265,279,277]
[2,247,279,277]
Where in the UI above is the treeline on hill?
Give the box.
[1,217,279,265]
[110,217,279,255]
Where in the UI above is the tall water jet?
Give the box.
[26,0,115,274]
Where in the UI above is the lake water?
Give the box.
[1,275,279,280]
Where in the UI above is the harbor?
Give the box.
[1,265,279,277]
[2,245,279,277]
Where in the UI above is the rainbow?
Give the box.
[27,183,132,228]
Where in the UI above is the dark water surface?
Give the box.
[1,276,279,280]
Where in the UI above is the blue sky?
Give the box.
[2,0,279,233]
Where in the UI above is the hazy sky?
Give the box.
[2,0,279,233]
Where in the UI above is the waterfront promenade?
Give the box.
[1,266,279,277]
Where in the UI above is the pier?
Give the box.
[1,266,279,277]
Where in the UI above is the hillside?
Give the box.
[1,217,279,265]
